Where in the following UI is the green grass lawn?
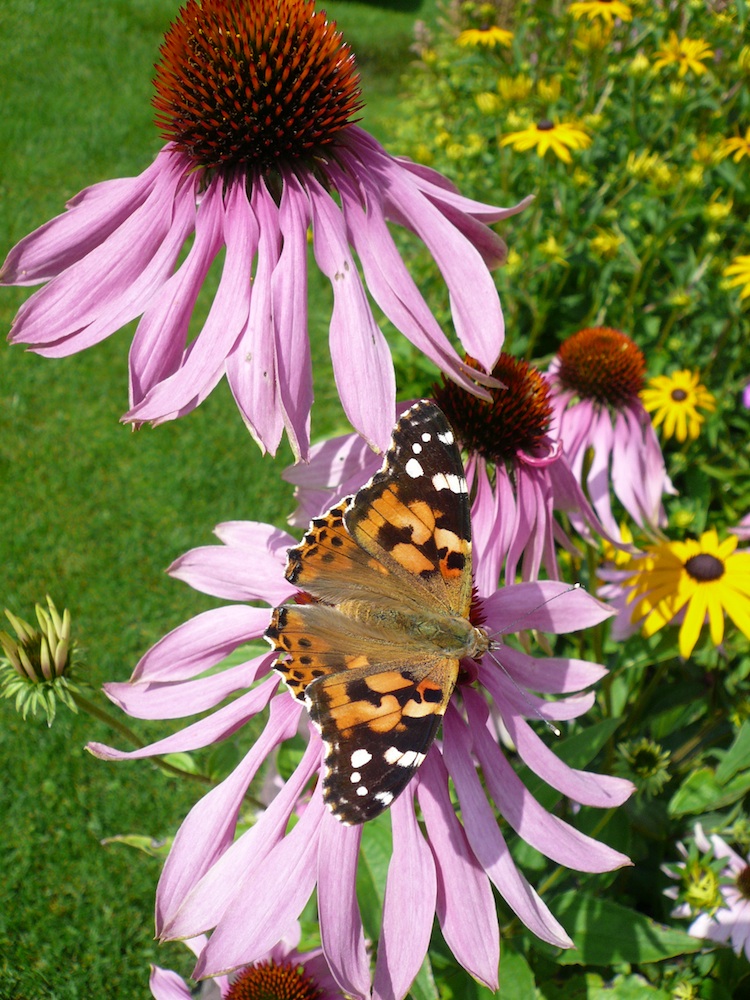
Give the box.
[0,1,436,995]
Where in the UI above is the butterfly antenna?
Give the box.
[483,582,583,739]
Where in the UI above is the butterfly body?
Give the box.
[265,400,486,824]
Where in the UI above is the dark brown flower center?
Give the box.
[556,327,645,406]
[736,864,750,900]
[226,959,322,1000]
[537,119,554,131]
[435,353,552,464]
[153,0,363,170]
[671,388,688,402]
[684,553,724,582]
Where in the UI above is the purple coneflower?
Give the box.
[285,357,614,586]
[1,0,526,457]
[150,925,341,999]
[89,515,632,998]
[546,327,674,540]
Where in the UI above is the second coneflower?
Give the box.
[1,0,528,458]
[546,327,674,540]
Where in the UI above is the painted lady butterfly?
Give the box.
[264,400,489,824]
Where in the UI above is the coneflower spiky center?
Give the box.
[153,0,363,170]
[556,327,645,406]
[226,958,322,1000]
[435,354,552,463]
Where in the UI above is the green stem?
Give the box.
[73,690,213,787]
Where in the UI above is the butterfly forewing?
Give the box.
[265,400,483,824]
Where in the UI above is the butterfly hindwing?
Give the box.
[308,656,459,824]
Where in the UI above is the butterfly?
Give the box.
[264,400,489,824]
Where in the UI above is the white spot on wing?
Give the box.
[350,772,361,783]
[432,472,466,494]
[375,791,394,807]
[421,432,431,442]
[384,746,402,765]
[405,457,424,478]
[437,429,454,445]
[356,785,368,797]
[412,442,422,454]
[351,749,372,768]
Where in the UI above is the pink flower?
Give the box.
[89,512,632,998]
[150,924,341,999]
[546,327,674,540]
[1,0,527,458]
[666,824,750,960]
[286,359,616,586]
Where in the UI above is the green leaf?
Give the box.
[101,833,173,859]
[408,954,439,1000]
[668,767,750,817]
[550,891,703,965]
[588,973,670,999]
[715,721,750,784]
[356,813,393,940]
[496,941,536,999]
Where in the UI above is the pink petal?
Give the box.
[163,732,321,940]
[104,654,270,719]
[317,813,370,1000]
[129,606,269,683]
[373,792,436,1000]
[12,154,196,354]
[225,178,286,455]
[270,171,314,460]
[155,695,301,933]
[492,645,607,693]
[442,706,573,948]
[149,965,193,1000]
[466,691,632,870]
[307,173,396,453]
[1,152,167,285]
[417,752,499,990]
[194,786,327,978]
[482,581,613,634]
[89,675,279,760]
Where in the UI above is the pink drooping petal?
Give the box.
[442,706,573,948]
[471,458,515,594]
[1,152,168,285]
[466,691,631,870]
[128,605,269,684]
[488,644,607,694]
[167,523,295,605]
[417,751,499,991]
[317,813,370,1000]
[165,732,322,940]
[482,581,613,634]
[332,159,492,397]
[194,786,327,978]
[155,695,302,934]
[270,170,314,460]
[373,792,437,1000]
[11,154,196,355]
[127,178,254,422]
[149,964,193,1000]
[127,173,226,407]
[89,675,280,760]
[349,135,505,370]
[104,655,270,720]
[225,177,285,455]
[307,173,396,453]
